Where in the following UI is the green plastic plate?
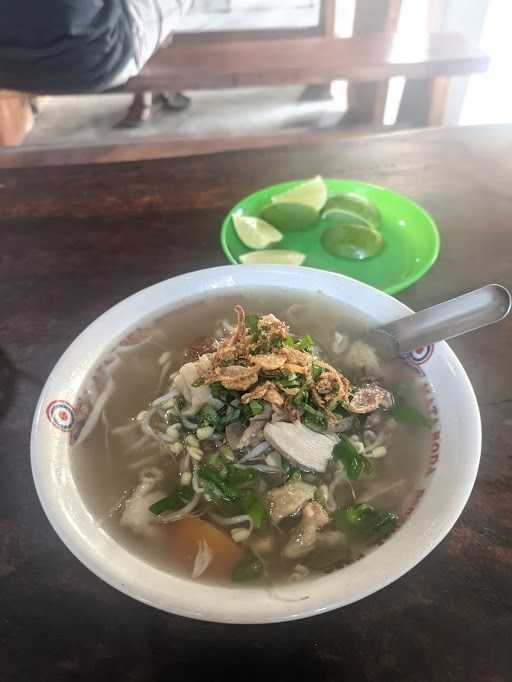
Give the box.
[220,179,440,295]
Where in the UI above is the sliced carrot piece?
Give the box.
[167,516,243,580]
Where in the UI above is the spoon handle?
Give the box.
[372,284,511,357]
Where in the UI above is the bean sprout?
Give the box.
[208,512,253,532]
[151,388,179,408]
[181,415,199,431]
[238,463,282,475]
[141,408,174,444]
[126,433,152,454]
[192,539,213,578]
[359,479,405,504]
[126,453,161,470]
[111,422,138,437]
[157,360,174,392]
[180,453,191,475]
[192,467,204,493]
[74,378,116,447]
[101,410,111,466]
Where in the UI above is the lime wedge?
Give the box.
[321,222,384,260]
[259,203,319,232]
[233,213,283,250]
[271,176,327,212]
[239,249,306,266]
[322,193,381,230]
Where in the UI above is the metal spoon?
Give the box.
[371,284,511,357]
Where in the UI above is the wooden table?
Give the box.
[1,125,511,682]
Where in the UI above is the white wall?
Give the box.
[174,0,320,32]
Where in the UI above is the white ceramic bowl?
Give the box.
[31,266,481,623]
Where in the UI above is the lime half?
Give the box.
[323,193,381,230]
[239,249,306,265]
[271,176,327,212]
[259,203,319,232]
[232,214,283,250]
[321,223,384,260]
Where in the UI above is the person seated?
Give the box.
[0,0,191,126]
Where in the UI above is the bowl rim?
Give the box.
[31,265,480,623]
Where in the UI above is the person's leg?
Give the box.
[158,91,191,111]
[118,91,153,128]
[115,0,190,126]
[124,0,181,75]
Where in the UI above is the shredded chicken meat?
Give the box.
[283,502,330,559]
[267,480,316,524]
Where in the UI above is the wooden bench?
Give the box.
[4,1,489,150]
[116,29,488,131]
[121,32,488,93]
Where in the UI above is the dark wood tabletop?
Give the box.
[1,125,511,682]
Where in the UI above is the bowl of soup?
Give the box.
[31,265,481,623]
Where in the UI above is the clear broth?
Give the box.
[72,288,432,584]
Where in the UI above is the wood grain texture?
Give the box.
[0,124,392,169]
[395,0,449,128]
[1,125,511,682]
[319,0,336,37]
[347,0,402,125]
[116,32,488,92]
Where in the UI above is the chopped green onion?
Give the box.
[197,466,240,502]
[210,382,239,403]
[197,404,219,427]
[217,404,241,428]
[281,460,301,480]
[392,395,431,427]
[246,314,261,336]
[254,334,283,353]
[149,487,194,515]
[232,553,263,582]
[240,492,267,528]
[333,434,372,480]
[335,503,397,542]
[312,365,324,381]
[284,335,294,347]
[210,382,224,399]
[293,382,310,405]
[330,400,348,413]
[240,400,264,421]
[278,372,301,388]
[225,464,259,486]
[295,334,313,353]
[208,451,228,475]
[302,403,327,428]
[249,400,264,416]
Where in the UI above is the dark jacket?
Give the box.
[0,1,134,93]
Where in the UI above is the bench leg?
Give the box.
[118,92,153,128]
